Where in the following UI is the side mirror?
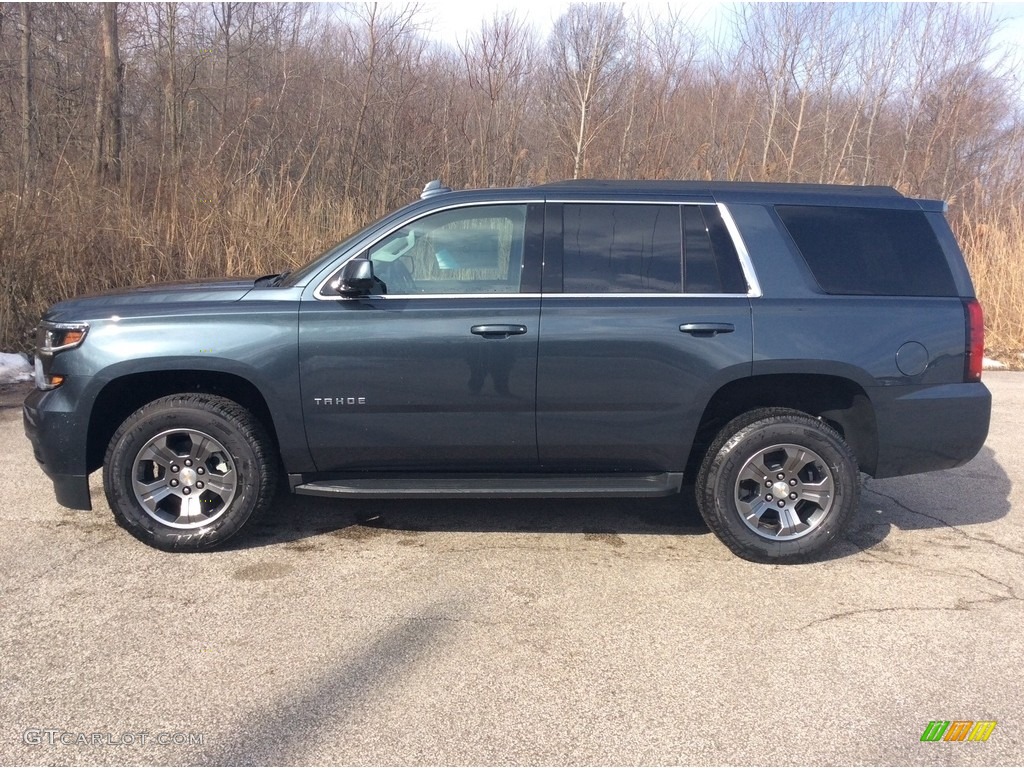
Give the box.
[332,258,376,297]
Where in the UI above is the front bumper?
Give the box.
[23,385,92,510]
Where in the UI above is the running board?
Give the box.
[291,473,684,500]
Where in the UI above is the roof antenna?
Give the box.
[421,180,451,199]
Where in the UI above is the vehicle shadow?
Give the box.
[232,487,710,551]
[229,445,1011,559]
[827,445,1011,560]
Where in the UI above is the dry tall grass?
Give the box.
[2,187,1022,362]
[0,181,361,353]
[959,206,1024,360]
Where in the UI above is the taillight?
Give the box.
[963,298,984,382]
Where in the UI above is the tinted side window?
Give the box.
[775,205,957,296]
[683,205,748,294]
[562,204,682,293]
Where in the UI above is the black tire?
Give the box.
[696,407,859,563]
[103,394,277,551]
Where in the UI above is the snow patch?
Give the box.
[983,356,1008,371]
[0,352,33,384]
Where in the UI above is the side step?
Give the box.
[292,473,684,500]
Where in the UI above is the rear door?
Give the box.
[536,200,755,472]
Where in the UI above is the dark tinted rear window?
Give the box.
[562,204,681,293]
[560,203,749,294]
[683,205,748,294]
[775,205,956,296]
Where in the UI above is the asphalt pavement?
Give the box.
[1,375,1022,765]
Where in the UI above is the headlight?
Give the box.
[34,321,89,390]
[40,322,89,353]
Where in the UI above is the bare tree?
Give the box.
[736,4,801,180]
[1,1,1023,353]
[621,6,700,178]
[547,3,628,179]
[212,2,238,135]
[93,2,124,183]
[460,11,534,186]
[337,3,422,203]
[19,2,36,196]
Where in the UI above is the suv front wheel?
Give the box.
[697,408,859,563]
[103,394,277,551]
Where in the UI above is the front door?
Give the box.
[299,202,543,472]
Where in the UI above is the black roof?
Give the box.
[535,178,902,197]
[418,179,940,211]
[525,178,940,209]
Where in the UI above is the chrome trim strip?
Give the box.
[335,293,544,301]
[313,199,543,300]
[314,197,761,300]
[717,203,763,298]
[330,292,749,301]
[546,198,716,205]
[544,293,752,300]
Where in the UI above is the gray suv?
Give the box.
[23,180,991,562]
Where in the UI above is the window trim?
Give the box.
[717,203,763,298]
[313,198,762,300]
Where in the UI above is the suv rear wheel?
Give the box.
[697,407,859,563]
[103,394,276,551]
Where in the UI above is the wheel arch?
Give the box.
[86,370,279,474]
[686,373,877,481]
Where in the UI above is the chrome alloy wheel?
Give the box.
[734,443,835,541]
[131,428,237,529]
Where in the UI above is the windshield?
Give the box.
[280,200,425,287]
[279,231,362,287]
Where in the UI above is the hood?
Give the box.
[42,277,258,322]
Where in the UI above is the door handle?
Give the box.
[679,322,735,337]
[471,324,528,338]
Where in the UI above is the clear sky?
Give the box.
[991,1,1024,60]
[420,0,726,45]
[418,0,1024,66]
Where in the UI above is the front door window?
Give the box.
[367,204,528,295]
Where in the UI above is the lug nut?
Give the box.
[171,464,179,473]
[196,481,204,489]
[789,479,797,486]
[777,473,785,480]
[790,492,798,500]
[197,467,205,475]
[777,500,785,507]
[170,479,179,487]
[766,494,773,501]
[764,481,772,488]
[185,459,193,467]
[183,487,191,495]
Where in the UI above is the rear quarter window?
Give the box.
[775,205,957,297]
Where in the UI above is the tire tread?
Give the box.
[696,407,860,564]
[102,393,277,551]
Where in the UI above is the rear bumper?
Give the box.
[871,382,991,478]
[23,385,92,510]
